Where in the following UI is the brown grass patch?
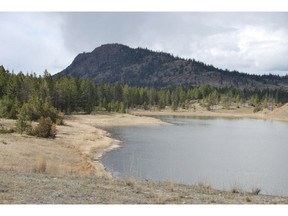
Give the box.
[34,154,47,173]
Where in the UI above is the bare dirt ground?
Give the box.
[1,108,288,204]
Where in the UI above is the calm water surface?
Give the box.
[101,117,288,196]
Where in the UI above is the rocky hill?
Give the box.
[57,43,288,89]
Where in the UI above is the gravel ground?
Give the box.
[1,169,288,204]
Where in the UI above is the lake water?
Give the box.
[101,116,288,196]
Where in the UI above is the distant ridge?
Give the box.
[57,43,288,89]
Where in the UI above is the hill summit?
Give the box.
[57,43,288,89]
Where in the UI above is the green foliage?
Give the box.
[253,106,262,113]
[0,65,288,130]
[79,79,95,113]
[119,102,126,113]
[31,117,57,138]
[0,95,20,119]
[203,90,220,111]
[221,94,232,110]
[55,76,78,114]
[16,110,32,134]
[250,94,259,107]
[41,102,63,124]
[0,127,15,134]
[0,66,8,98]
[16,99,63,125]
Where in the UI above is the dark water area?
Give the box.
[101,117,288,196]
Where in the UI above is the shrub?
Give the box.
[251,187,261,195]
[0,127,15,134]
[17,101,63,125]
[253,105,262,113]
[41,102,63,124]
[16,111,32,134]
[31,117,57,138]
[0,96,19,119]
[231,188,240,194]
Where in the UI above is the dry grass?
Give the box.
[0,118,104,176]
[246,197,252,202]
[154,196,169,204]
[34,154,46,173]
[0,132,88,175]
[0,113,169,178]
[2,168,288,204]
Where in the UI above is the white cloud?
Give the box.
[0,12,287,76]
[0,13,71,74]
[236,26,288,73]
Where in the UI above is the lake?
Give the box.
[101,116,288,196]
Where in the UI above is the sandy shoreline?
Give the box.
[61,114,170,177]
[1,104,288,178]
[62,104,288,177]
[130,103,288,122]
[0,113,170,178]
[1,104,288,203]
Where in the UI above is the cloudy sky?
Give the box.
[0,12,288,76]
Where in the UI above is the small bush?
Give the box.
[0,127,15,134]
[251,187,261,195]
[31,117,57,138]
[231,187,240,194]
[253,104,262,113]
[55,117,64,126]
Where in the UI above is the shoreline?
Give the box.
[129,103,288,123]
[2,105,287,178]
[0,113,169,178]
[1,104,288,203]
[75,104,288,186]
[98,104,288,185]
[58,114,170,177]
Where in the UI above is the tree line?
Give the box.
[1,65,288,136]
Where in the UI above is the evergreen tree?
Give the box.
[79,79,96,113]
[55,77,78,114]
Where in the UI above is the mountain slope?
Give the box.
[57,43,288,89]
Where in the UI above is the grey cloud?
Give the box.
[59,12,288,75]
[61,12,148,53]
[1,12,287,75]
[60,12,238,53]
[0,13,71,74]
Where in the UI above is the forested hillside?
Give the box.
[1,65,287,120]
[58,44,288,90]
